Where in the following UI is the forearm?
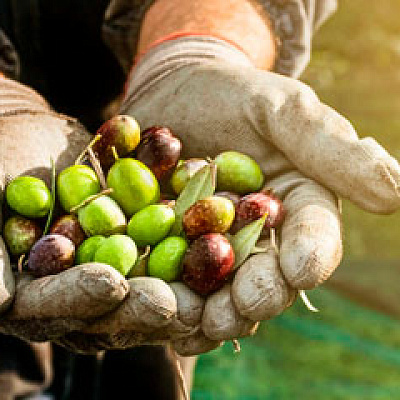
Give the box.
[137,0,276,70]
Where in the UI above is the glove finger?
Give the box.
[201,284,259,341]
[231,240,297,322]
[0,237,15,312]
[83,277,177,335]
[55,330,166,354]
[254,73,400,213]
[173,329,223,357]
[0,263,129,341]
[169,282,204,327]
[268,171,342,289]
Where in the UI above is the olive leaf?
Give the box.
[230,214,267,270]
[171,162,216,236]
[128,245,151,278]
[43,158,56,236]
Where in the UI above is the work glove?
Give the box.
[0,77,130,342]
[112,36,400,350]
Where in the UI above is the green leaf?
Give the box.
[171,162,216,236]
[43,158,56,236]
[230,214,267,270]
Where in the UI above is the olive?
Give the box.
[107,158,160,217]
[232,192,286,233]
[127,204,175,247]
[57,165,100,212]
[6,176,51,218]
[214,151,264,194]
[135,126,182,181]
[50,214,86,246]
[77,196,126,237]
[92,115,141,170]
[147,237,188,282]
[94,234,137,276]
[75,235,106,264]
[3,216,42,256]
[170,159,208,195]
[28,234,75,277]
[182,233,235,296]
[183,196,235,239]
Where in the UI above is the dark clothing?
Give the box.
[0,2,177,399]
[0,0,125,131]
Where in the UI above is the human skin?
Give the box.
[138,0,276,71]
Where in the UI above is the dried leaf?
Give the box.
[171,163,216,236]
[231,215,267,270]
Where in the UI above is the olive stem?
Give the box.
[87,147,108,190]
[299,290,319,313]
[168,345,190,400]
[140,245,151,260]
[232,339,241,353]
[111,146,119,162]
[209,161,217,191]
[270,228,279,255]
[17,254,25,274]
[74,134,102,165]
[69,188,113,213]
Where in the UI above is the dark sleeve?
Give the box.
[0,335,52,398]
[102,0,337,78]
[0,29,19,79]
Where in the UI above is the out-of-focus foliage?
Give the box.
[194,1,400,398]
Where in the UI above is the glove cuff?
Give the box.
[121,35,253,111]
[103,0,337,79]
[260,0,337,78]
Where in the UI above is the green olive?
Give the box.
[147,236,188,282]
[57,165,100,212]
[78,196,126,237]
[6,176,51,218]
[127,204,175,247]
[107,158,160,217]
[94,234,137,276]
[75,236,106,264]
[214,151,264,194]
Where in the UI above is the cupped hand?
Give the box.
[116,60,400,347]
[0,78,129,342]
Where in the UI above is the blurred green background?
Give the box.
[193,1,400,398]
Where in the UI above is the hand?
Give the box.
[116,37,400,346]
[0,78,214,356]
[0,78,129,342]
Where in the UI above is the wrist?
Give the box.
[137,0,276,70]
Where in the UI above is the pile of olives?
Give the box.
[3,115,285,296]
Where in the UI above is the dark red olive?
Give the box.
[50,214,86,246]
[135,126,182,181]
[28,234,75,277]
[182,233,235,296]
[231,192,286,234]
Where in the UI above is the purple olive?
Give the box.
[28,234,75,277]
[135,126,182,181]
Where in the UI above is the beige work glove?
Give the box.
[0,78,130,342]
[113,36,400,351]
